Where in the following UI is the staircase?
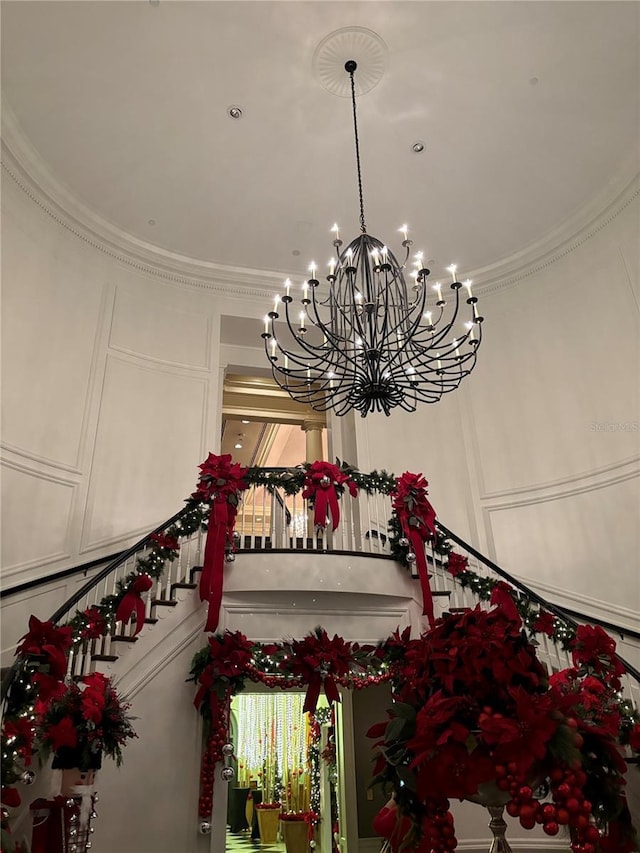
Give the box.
[2,466,639,853]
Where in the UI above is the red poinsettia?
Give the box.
[302,461,358,531]
[371,605,636,853]
[16,615,73,680]
[80,606,107,640]
[80,673,109,724]
[37,673,136,769]
[283,628,355,714]
[46,717,78,752]
[446,552,468,577]
[193,452,248,503]
[571,624,625,678]
[193,631,254,715]
[533,609,556,637]
[31,672,67,704]
[149,532,180,552]
[479,688,559,775]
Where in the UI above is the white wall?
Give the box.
[0,164,267,594]
[2,147,639,629]
[357,189,640,629]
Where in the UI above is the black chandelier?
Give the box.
[262,60,484,418]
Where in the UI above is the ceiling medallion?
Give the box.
[262,60,484,418]
[313,27,387,97]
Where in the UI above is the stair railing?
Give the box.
[3,466,638,710]
[428,521,640,710]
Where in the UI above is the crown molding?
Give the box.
[470,160,640,295]
[1,105,282,299]
[2,101,638,298]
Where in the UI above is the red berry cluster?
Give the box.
[418,798,457,852]
[497,760,601,852]
[198,731,225,819]
[549,767,601,853]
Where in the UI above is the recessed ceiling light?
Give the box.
[412,141,425,153]
[227,105,243,120]
[529,77,540,86]
[234,442,243,449]
[147,219,156,226]
[292,249,301,257]
[241,419,250,424]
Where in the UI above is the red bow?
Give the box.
[302,461,358,531]
[392,472,438,626]
[490,582,521,624]
[194,631,253,715]
[16,615,73,679]
[115,574,153,635]
[284,629,353,714]
[194,454,248,633]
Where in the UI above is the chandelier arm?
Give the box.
[306,282,351,352]
[277,301,339,363]
[366,276,428,376]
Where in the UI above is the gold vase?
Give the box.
[282,820,309,853]
[256,808,280,844]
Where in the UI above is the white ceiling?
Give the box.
[1,1,638,279]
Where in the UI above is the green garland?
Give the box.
[387,512,582,649]
[244,461,397,497]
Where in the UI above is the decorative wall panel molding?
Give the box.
[0,442,83,477]
[482,454,639,507]
[222,600,415,644]
[80,353,209,551]
[0,462,75,578]
[485,476,639,615]
[109,285,212,370]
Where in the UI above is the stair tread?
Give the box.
[91,654,119,662]
[111,635,138,643]
[151,599,178,607]
[171,582,197,590]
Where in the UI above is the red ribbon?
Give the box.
[200,497,238,632]
[314,482,341,530]
[408,525,435,627]
[302,673,340,715]
[194,453,247,632]
[115,574,153,635]
[393,472,438,626]
[194,665,221,722]
[302,461,358,531]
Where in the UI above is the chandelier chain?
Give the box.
[349,65,367,234]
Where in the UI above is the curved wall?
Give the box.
[1,148,638,638]
[356,187,640,628]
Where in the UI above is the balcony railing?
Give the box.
[3,466,639,711]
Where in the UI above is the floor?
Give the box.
[225,829,285,853]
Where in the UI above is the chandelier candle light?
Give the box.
[262,60,484,417]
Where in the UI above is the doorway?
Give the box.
[225,692,340,853]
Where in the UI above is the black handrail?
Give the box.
[438,522,640,686]
[3,478,638,702]
[48,508,187,625]
[1,507,188,702]
[0,551,127,600]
